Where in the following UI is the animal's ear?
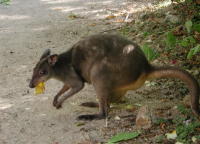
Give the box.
[40,49,51,60]
[48,54,58,66]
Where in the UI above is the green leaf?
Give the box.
[107,131,140,144]
[187,44,200,59]
[185,20,193,33]
[176,121,200,141]
[165,32,176,48]
[143,32,150,37]
[193,24,200,33]
[141,44,159,61]
[179,36,196,47]
[180,39,189,47]
[0,0,10,5]
[187,49,195,59]
[177,104,190,115]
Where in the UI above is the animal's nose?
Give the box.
[29,81,35,88]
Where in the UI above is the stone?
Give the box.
[165,13,181,24]
[136,105,152,129]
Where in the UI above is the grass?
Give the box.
[115,0,200,143]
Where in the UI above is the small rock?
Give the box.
[139,13,149,20]
[165,13,181,24]
[183,95,191,107]
[166,130,177,140]
[193,70,199,76]
[135,105,152,129]
[114,116,121,121]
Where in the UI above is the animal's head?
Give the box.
[29,49,58,88]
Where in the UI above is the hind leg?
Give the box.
[77,87,111,120]
[77,74,112,120]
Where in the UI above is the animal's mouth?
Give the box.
[29,79,45,88]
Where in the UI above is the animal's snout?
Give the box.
[29,80,35,88]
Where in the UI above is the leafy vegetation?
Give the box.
[141,44,159,61]
[165,32,176,50]
[107,131,140,144]
[114,0,200,143]
[0,0,10,5]
[187,44,200,59]
[176,121,200,143]
[185,20,193,33]
[193,24,200,32]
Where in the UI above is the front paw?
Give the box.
[53,99,58,107]
[55,102,62,109]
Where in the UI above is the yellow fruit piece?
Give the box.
[35,82,45,95]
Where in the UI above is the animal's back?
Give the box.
[71,34,151,83]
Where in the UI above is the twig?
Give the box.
[100,26,122,33]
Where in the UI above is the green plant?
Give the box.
[155,135,165,143]
[185,20,193,33]
[172,116,187,125]
[107,131,140,144]
[0,0,10,5]
[177,104,191,115]
[143,32,150,37]
[179,36,196,47]
[165,32,176,49]
[176,121,200,142]
[193,23,200,33]
[154,118,169,125]
[187,44,200,59]
[141,44,159,61]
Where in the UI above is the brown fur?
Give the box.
[29,34,200,120]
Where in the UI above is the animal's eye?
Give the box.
[39,70,47,75]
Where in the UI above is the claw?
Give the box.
[53,100,57,107]
[55,103,62,109]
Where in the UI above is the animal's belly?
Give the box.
[117,73,147,91]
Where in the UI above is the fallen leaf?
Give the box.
[165,130,177,140]
[105,15,116,20]
[173,25,185,36]
[114,19,124,23]
[89,23,96,26]
[192,136,197,142]
[125,104,136,112]
[75,122,85,126]
[171,60,177,64]
[52,7,64,11]
[160,123,166,130]
[68,13,80,19]
[114,116,121,121]
[107,131,140,144]
[175,142,183,144]
[35,82,45,95]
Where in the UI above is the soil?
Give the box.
[0,0,191,144]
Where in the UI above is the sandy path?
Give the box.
[0,0,155,143]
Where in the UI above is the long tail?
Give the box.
[147,66,200,117]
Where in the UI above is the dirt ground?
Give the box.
[0,0,185,144]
